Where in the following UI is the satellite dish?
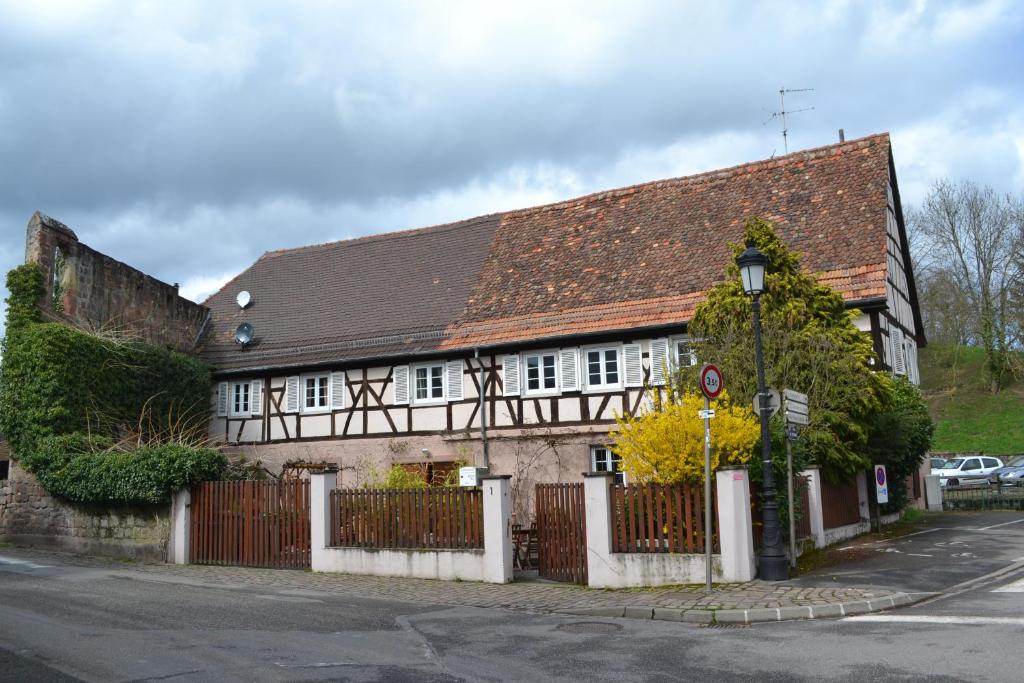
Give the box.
[236,290,251,309]
[234,322,254,347]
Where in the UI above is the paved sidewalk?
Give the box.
[1,547,926,625]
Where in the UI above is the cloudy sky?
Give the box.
[1,0,1022,336]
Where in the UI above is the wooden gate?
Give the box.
[535,483,587,584]
[190,480,311,568]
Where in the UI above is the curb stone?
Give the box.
[557,592,930,625]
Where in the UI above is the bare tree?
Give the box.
[915,179,1021,393]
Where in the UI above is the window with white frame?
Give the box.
[523,351,558,394]
[230,381,250,416]
[591,446,624,484]
[303,374,330,412]
[674,337,698,368]
[414,363,446,403]
[584,347,620,390]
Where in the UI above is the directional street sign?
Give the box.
[783,389,809,426]
[698,409,716,419]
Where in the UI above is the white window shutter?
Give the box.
[447,360,464,401]
[393,365,410,405]
[250,380,263,416]
[623,344,643,387]
[330,371,346,409]
[890,329,906,375]
[286,376,300,412]
[502,354,520,396]
[559,348,579,392]
[649,338,669,386]
[217,381,228,417]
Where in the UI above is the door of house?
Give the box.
[190,480,311,569]
[534,482,587,584]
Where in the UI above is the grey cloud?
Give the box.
[1,1,1022,340]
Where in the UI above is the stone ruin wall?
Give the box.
[0,462,171,561]
[24,211,209,352]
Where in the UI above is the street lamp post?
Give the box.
[736,240,789,581]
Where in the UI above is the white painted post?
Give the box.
[715,467,755,582]
[856,470,870,521]
[169,488,191,564]
[583,472,614,588]
[924,475,943,512]
[310,469,338,572]
[481,475,513,584]
[800,467,826,549]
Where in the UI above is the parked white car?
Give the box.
[932,456,1005,487]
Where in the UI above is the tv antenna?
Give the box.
[765,87,814,154]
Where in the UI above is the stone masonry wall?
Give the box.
[0,461,171,561]
[24,211,209,352]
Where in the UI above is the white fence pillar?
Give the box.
[583,472,615,587]
[924,475,943,512]
[800,467,826,549]
[716,467,755,582]
[856,470,870,521]
[481,475,514,584]
[169,488,190,564]
[310,469,338,571]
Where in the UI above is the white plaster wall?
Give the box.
[313,547,488,581]
[301,414,332,438]
[590,551,722,588]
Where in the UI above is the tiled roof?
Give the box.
[203,133,896,372]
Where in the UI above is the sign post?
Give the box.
[699,364,724,593]
[782,389,808,568]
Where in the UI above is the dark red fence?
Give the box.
[822,477,861,529]
[611,482,712,554]
[330,487,483,550]
[535,483,587,584]
[190,480,310,569]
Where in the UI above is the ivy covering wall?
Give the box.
[0,263,225,504]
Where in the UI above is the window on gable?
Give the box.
[591,445,624,484]
[304,375,329,411]
[524,352,558,393]
[231,381,250,416]
[414,364,445,403]
[585,347,620,389]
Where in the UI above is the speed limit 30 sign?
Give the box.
[699,364,724,400]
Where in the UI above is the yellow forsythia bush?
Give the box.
[611,389,758,483]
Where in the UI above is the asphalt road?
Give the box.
[1,510,1022,682]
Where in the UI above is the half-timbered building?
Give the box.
[201,133,924,494]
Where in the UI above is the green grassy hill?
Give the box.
[918,344,1024,455]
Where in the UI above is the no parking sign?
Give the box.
[874,464,889,505]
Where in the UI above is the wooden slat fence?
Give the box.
[796,476,812,539]
[610,482,715,554]
[751,475,811,549]
[821,477,862,529]
[535,483,587,584]
[329,487,484,550]
[190,480,310,569]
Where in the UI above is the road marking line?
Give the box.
[845,615,1024,626]
[0,556,52,570]
[976,518,1024,531]
[992,577,1024,593]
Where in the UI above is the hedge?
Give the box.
[20,434,226,505]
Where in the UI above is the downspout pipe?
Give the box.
[475,347,490,470]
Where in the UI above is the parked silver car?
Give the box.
[989,461,1024,487]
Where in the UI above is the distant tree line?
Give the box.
[907,179,1023,393]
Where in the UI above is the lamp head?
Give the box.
[736,239,767,296]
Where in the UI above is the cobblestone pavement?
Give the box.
[1,546,903,622]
